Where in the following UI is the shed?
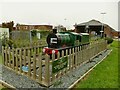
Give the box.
[74,19,103,36]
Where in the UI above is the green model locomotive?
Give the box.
[43,29,90,55]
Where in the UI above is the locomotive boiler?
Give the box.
[43,29,90,55]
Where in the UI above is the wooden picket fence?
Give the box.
[2,40,107,87]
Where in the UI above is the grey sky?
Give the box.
[0,0,119,30]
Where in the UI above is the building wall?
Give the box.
[34,25,52,31]
[16,24,53,31]
[104,26,113,38]
[112,31,119,38]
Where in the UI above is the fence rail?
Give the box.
[2,40,107,87]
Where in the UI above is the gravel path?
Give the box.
[0,49,111,89]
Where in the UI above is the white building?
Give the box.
[0,28,9,39]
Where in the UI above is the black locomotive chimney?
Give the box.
[53,29,57,34]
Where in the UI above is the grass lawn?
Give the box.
[75,40,119,88]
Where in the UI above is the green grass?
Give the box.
[75,40,119,88]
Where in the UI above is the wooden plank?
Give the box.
[38,53,42,83]
[61,50,65,75]
[80,50,82,64]
[2,46,5,65]
[75,47,78,67]
[5,47,8,66]
[19,49,22,73]
[27,50,31,77]
[81,49,83,63]
[78,46,81,65]
[64,49,68,73]
[81,49,84,62]
[44,54,50,86]
[33,53,36,80]
[77,47,79,66]
[23,49,26,75]
[34,47,37,55]
[15,49,18,72]
[60,50,65,76]
[72,48,74,69]
[8,47,11,67]
[69,49,72,70]
[12,48,15,70]
[51,53,56,84]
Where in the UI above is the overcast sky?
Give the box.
[0,0,119,30]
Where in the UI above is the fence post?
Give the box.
[44,54,50,86]
[69,49,72,70]
[12,47,15,70]
[15,49,18,72]
[38,53,42,83]
[2,46,5,65]
[19,49,22,73]
[5,47,8,66]
[75,47,78,67]
[72,48,74,69]
[65,49,68,73]
[33,53,36,80]
[8,47,11,67]
[51,53,55,84]
[27,50,31,78]
[23,49,26,74]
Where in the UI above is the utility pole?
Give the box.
[64,18,67,30]
[100,12,106,38]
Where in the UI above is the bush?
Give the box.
[105,37,113,44]
[2,38,14,48]
[31,30,37,37]
[7,39,14,48]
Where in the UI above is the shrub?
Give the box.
[1,38,14,48]
[105,37,113,44]
[7,39,14,48]
[31,30,37,37]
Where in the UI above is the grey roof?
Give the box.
[75,19,117,32]
[75,19,103,26]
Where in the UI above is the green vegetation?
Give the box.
[105,37,113,44]
[75,40,119,88]
[1,30,49,48]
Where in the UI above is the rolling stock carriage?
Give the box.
[43,29,90,58]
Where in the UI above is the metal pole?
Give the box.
[64,18,67,30]
[100,12,106,38]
